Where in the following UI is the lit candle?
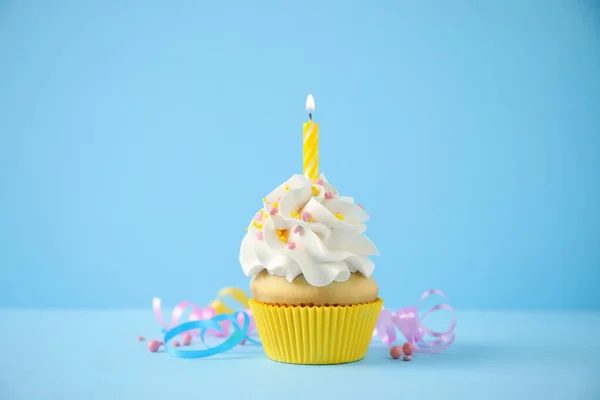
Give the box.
[303,94,319,181]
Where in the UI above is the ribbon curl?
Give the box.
[152,287,254,338]
[152,288,456,359]
[373,289,456,353]
[209,287,250,315]
[163,312,253,359]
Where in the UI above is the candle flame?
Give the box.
[305,94,315,112]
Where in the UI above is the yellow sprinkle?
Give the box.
[265,214,268,219]
[334,213,345,221]
[277,230,283,236]
[285,186,289,191]
[273,203,279,208]
[263,198,267,203]
[279,235,287,243]
[260,209,264,214]
[257,224,263,229]
[312,186,320,196]
[245,227,248,231]
[252,222,257,228]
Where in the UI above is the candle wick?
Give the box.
[309,113,312,121]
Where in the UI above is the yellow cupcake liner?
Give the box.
[249,298,384,365]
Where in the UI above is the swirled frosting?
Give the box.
[239,173,379,287]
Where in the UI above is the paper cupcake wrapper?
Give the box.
[249,298,384,365]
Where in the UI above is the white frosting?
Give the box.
[239,173,379,287]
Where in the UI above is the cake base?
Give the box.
[249,298,384,365]
[250,270,379,306]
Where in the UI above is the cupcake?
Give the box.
[239,173,382,364]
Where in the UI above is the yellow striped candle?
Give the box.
[303,94,319,181]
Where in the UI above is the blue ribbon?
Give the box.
[163,311,260,359]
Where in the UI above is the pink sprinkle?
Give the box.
[316,179,323,185]
[172,341,181,347]
[293,226,301,234]
[182,332,192,346]
[402,342,415,356]
[240,340,246,346]
[325,192,334,200]
[254,211,263,221]
[287,242,296,250]
[358,204,364,210]
[269,207,278,215]
[147,340,160,352]
[301,211,311,222]
[256,231,264,240]
[137,336,145,342]
[390,346,403,359]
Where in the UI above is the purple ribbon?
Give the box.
[373,289,456,353]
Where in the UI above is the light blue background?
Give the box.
[1,0,599,310]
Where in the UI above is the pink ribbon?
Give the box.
[373,289,456,353]
[152,297,257,339]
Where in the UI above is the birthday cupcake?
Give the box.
[240,95,382,364]
[240,173,383,364]
[240,96,382,364]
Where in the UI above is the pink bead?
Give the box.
[255,231,263,240]
[325,192,334,200]
[172,340,180,347]
[293,226,301,234]
[316,178,323,185]
[137,336,145,341]
[147,340,160,352]
[358,204,364,210]
[301,211,311,222]
[390,346,403,359]
[287,242,296,250]
[182,332,192,346]
[403,355,412,361]
[402,342,415,356]
[269,207,278,215]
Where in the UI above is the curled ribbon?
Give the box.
[373,289,456,353]
[152,288,260,360]
[152,287,254,338]
[153,287,455,359]
[209,287,250,315]
[163,312,252,359]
